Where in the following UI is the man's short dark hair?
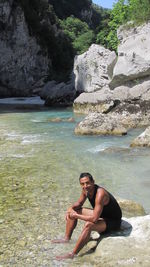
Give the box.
[79,172,94,182]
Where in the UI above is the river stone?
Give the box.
[74,110,150,136]
[47,117,62,122]
[46,117,75,123]
[67,117,75,122]
[110,22,150,88]
[87,215,150,267]
[74,113,127,136]
[73,44,117,93]
[130,126,150,147]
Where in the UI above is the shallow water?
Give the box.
[0,108,150,266]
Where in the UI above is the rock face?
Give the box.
[0,0,49,97]
[73,44,117,93]
[130,126,150,147]
[110,22,150,89]
[87,215,150,267]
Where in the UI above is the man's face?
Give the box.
[80,176,94,196]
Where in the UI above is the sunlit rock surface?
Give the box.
[86,215,150,267]
[131,126,150,147]
[73,44,116,93]
[74,110,150,136]
[74,113,127,136]
[110,22,150,88]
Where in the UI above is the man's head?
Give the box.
[79,173,95,195]
[79,172,94,182]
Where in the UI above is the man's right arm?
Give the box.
[66,192,86,220]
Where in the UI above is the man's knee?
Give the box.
[84,221,94,231]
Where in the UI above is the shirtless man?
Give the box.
[52,172,122,260]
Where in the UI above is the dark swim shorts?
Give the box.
[103,218,121,233]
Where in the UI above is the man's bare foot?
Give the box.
[55,252,75,260]
[51,238,69,244]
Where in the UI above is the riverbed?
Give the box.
[0,108,150,266]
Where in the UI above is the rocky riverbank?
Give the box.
[73,23,150,147]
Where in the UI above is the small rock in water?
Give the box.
[66,117,75,122]
[101,146,130,154]
[47,117,62,122]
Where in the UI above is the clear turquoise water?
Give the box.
[0,108,150,266]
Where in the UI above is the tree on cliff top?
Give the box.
[128,0,150,23]
[96,0,150,52]
[60,17,94,54]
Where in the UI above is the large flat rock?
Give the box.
[84,215,150,267]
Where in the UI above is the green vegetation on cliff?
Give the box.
[97,0,150,51]
[99,0,129,51]
[128,0,150,23]
[60,17,94,54]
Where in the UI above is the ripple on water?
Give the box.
[6,132,21,140]
[31,119,44,123]
[87,143,129,153]
[21,134,45,145]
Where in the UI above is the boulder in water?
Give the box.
[74,112,127,136]
[130,126,150,147]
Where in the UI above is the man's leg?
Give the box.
[64,207,95,241]
[72,218,106,255]
[64,214,77,241]
[56,208,106,259]
[51,208,80,243]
